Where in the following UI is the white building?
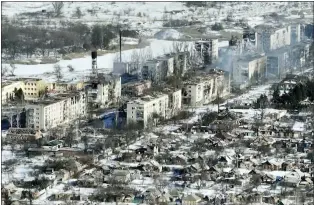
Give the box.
[122,80,152,97]
[142,54,175,83]
[86,74,121,107]
[25,91,87,130]
[127,89,182,128]
[1,78,47,104]
[127,94,169,128]
[290,24,301,45]
[112,62,129,75]
[1,81,24,104]
[266,48,290,79]
[156,55,174,79]
[142,60,162,83]
[256,25,291,53]
[195,39,219,65]
[182,70,228,106]
[232,54,267,87]
[165,88,182,118]
[173,51,189,76]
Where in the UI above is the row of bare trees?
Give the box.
[2,16,139,60]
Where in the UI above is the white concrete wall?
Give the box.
[127,94,169,127]
[26,92,86,130]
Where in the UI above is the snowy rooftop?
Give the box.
[292,121,305,132]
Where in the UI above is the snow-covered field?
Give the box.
[154,29,184,40]
[2,2,313,37]
[2,39,233,83]
[2,39,193,80]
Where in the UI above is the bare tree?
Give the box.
[144,47,153,61]
[52,2,64,17]
[53,64,63,81]
[9,64,17,76]
[67,64,74,72]
[2,65,8,77]
[74,6,83,18]
[188,48,201,69]
[171,41,189,53]
[64,125,75,148]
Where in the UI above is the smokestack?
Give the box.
[91,51,98,76]
[119,29,122,63]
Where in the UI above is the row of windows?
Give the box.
[26,88,37,91]
[26,83,37,86]
[26,93,37,96]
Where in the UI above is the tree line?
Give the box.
[2,20,139,60]
[272,78,314,109]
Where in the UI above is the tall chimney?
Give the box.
[91,51,98,77]
[119,29,122,63]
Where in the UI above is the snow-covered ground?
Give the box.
[2,38,236,83]
[2,2,312,37]
[154,29,184,40]
[2,39,194,80]
[2,151,49,184]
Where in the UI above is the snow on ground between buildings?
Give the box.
[3,39,194,78]
[2,150,16,162]
[154,29,184,40]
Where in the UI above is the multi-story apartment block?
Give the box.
[266,48,290,79]
[122,80,152,97]
[142,56,174,83]
[195,39,219,65]
[48,80,84,92]
[22,78,47,100]
[85,74,121,107]
[165,88,182,118]
[182,70,227,106]
[256,25,291,53]
[172,51,189,76]
[233,54,267,87]
[290,24,301,45]
[142,59,162,83]
[289,40,312,69]
[159,55,175,78]
[127,88,182,128]
[127,94,169,128]
[243,29,258,49]
[25,91,86,130]
[1,78,47,104]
